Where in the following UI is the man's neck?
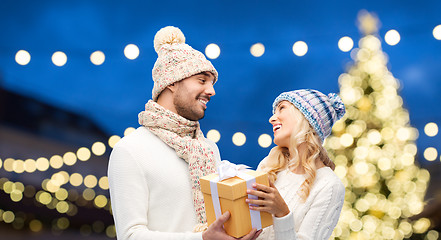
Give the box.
[156,93,178,115]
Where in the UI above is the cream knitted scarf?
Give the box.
[138,100,216,226]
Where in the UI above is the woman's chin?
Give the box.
[274,139,288,149]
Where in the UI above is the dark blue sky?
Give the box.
[1,0,441,168]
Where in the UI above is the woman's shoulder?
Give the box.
[256,156,269,171]
[314,167,345,191]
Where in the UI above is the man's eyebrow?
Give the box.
[197,72,212,78]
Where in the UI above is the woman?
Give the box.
[246,89,346,240]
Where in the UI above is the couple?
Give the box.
[107,26,346,240]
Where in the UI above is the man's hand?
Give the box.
[202,211,262,240]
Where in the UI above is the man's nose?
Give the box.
[205,83,215,96]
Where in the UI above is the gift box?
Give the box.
[200,169,273,238]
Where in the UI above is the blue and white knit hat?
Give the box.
[272,89,346,143]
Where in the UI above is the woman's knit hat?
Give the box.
[272,89,346,143]
[151,26,218,101]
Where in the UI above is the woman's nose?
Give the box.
[269,114,276,124]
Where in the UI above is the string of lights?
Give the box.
[12,24,441,66]
[0,128,122,237]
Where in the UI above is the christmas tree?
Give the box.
[325,10,433,240]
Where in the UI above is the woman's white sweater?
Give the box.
[257,166,345,240]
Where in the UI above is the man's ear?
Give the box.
[166,83,177,93]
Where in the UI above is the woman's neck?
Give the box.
[289,143,325,174]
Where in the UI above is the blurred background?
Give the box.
[1,0,441,239]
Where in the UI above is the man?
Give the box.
[108,26,261,240]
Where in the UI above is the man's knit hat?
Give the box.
[272,89,346,143]
[151,26,218,101]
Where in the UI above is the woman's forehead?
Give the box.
[277,100,291,107]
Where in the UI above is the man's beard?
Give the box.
[173,93,205,121]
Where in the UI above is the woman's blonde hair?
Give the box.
[259,102,334,202]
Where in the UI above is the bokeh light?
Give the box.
[292,41,308,56]
[56,217,70,229]
[433,24,441,40]
[69,173,83,187]
[49,155,63,169]
[124,127,136,136]
[15,50,31,65]
[3,211,15,223]
[232,132,246,146]
[124,44,139,60]
[106,225,116,238]
[63,152,77,166]
[83,189,96,201]
[94,195,108,208]
[338,36,354,52]
[108,135,121,148]
[258,134,272,148]
[424,122,438,137]
[250,43,265,57]
[36,157,49,171]
[207,129,221,143]
[56,201,69,213]
[98,176,109,190]
[76,147,91,161]
[384,29,401,45]
[24,159,37,173]
[84,175,98,188]
[4,158,14,172]
[29,219,43,232]
[427,230,439,240]
[91,142,106,156]
[205,43,221,59]
[423,147,438,161]
[340,133,354,147]
[90,50,105,65]
[13,159,25,173]
[52,51,67,66]
[55,188,68,201]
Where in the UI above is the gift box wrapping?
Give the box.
[200,170,273,238]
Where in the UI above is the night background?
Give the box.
[1,0,441,239]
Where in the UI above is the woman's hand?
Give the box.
[246,181,290,218]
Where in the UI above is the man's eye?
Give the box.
[199,79,206,83]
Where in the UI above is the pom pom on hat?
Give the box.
[327,93,346,120]
[153,26,186,54]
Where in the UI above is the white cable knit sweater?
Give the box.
[257,164,345,240]
[108,127,221,240]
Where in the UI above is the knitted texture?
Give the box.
[138,100,217,224]
[272,89,346,142]
[152,26,218,101]
[256,167,345,240]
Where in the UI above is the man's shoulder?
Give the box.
[204,137,219,150]
[113,126,165,150]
